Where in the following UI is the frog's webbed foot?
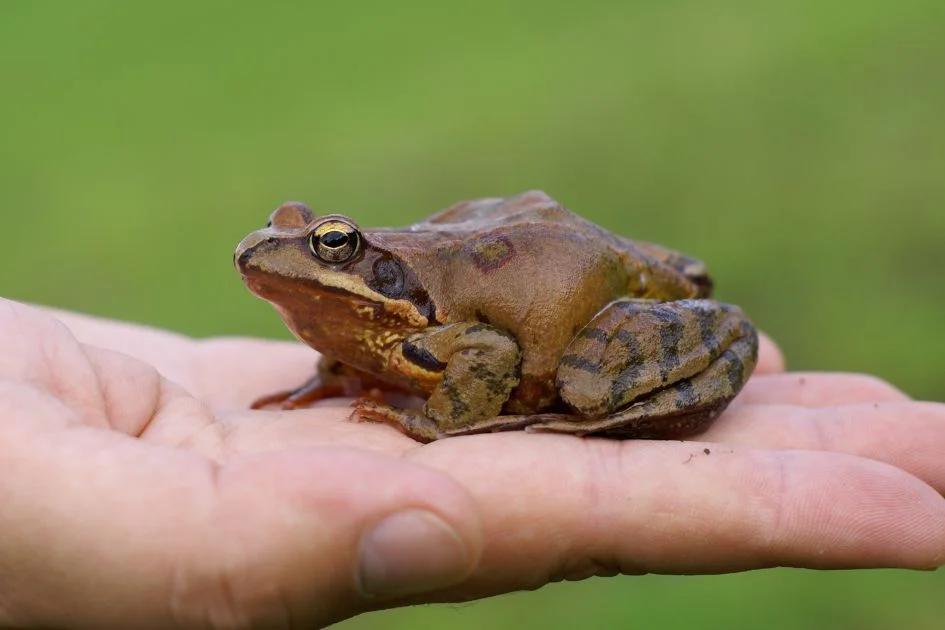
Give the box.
[354,400,549,442]
[525,354,744,439]
[251,359,408,410]
[547,298,759,439]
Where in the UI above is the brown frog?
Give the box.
[234,191,758,442]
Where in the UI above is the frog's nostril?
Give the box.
[234,246,253,270]
[234,234,265,271]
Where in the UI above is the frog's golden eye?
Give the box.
[309,220,361,264]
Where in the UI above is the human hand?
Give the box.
[1,299,943,629]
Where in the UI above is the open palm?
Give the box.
[2,299,943,629]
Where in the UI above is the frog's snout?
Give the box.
[233,231,269,273]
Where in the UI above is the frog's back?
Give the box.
[416,190,625,247]
[419,190,711,297]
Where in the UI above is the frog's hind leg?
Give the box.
[532,298,758,439]
[528,335,754,438]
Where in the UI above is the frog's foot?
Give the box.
[521,400,730,439]
[351,399,442,443]
[437,405,728,439]
[438,413,550,437]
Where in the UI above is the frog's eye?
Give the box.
[310,219,361,263]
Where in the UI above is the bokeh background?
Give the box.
[2,1,943,627]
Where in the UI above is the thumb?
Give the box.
[181,447,483,627]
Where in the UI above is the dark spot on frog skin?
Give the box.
[614,328,634,343]
[694,303,721,355]
[464,322,489,335]
[723,350,745,391]
[559,354,602,373]
[674,379,699,408]
[402,339,447,371]
[654,308,683,382]
[703,447,711,455]
[467,234,515,272]
[468,359,518,397]
[440,374,470,418]
[580,327,609,343]
[608,331,645,405]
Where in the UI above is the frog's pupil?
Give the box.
[322,230,349,248]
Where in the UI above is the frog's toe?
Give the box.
[351,399,442,442]
[250,389,295,410]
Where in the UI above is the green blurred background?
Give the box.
[2,1,943,627]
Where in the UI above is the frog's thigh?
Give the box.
[404,322,522,432]
[551,298,758,436]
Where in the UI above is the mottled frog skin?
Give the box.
[234,191,758,442]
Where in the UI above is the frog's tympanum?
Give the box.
[235,191,758,442]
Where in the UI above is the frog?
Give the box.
[234,190,758,443]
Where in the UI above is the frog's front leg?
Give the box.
[251,357,410,409]
[531,298,758,438]
[353,322,522,442]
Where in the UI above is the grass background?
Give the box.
[2,1,943,627]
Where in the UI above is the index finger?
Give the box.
[755,331,785,374]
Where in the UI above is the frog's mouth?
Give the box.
[237,259,377,317]
[244,267,431,379]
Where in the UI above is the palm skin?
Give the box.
[1,299,942,629]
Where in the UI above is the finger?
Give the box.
[704,401,945,493]
[736,372,910,407]
[33,302,313,401]
[755,332,784,374]
[43,302,195,365]
[0,409,482,628]
[188,338,319,408]
[398,434,945,604]
[192,406,410,458]
[0,300,124,431]
[215,396,945,516]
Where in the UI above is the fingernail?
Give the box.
[357,509,470,597]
